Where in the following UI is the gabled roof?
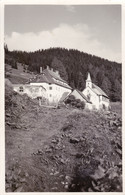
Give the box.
[75,89,92,103]
[92,83,109,98]
[28,68,72,89]
[59,92,71,102]
[45,69,65,83]
[85,72,109,98]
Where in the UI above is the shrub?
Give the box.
[76,102,81,108]
[80,101,85,109]
[75,99,81,103]
[65,95,76,104]
[65,95,85,109]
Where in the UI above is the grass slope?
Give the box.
[5,81,122,192]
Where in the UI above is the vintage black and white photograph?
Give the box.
[4,3,122,192]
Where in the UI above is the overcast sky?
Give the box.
[5,5,121,63]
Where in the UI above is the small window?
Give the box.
[50,94,52,97]
[87,93,91,100]
[19,86,23,92]
[49,86,52,90]
[102,104,106,110]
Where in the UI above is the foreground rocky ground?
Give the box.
[5,80,122,192]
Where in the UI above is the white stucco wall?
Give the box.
[71,90,87,103]
[44,83,71,104]
[13,83,71,105]
[13,84,47,99]
[85,102,93,110]
[83,87,100,109]
[99,98,110,110]
[83,87,110,110]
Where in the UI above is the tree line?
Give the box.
[5,46,122,102]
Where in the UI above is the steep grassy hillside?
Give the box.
[5,80,122,192]
[5,64,33,84]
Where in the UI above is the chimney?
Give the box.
[40,67,42,73]
[55,70,59,76]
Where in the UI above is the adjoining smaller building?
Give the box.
[82,73,110,110]
[69,89,93,110]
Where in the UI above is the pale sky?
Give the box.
[5,5,121,63]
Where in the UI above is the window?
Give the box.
[49,86,52,90]
[102,104,106,110]
[19,86,23,92]
[50,94,52,97]
[87,93,91,100]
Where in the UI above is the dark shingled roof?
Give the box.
[59,92,71,102]
[75,89,92,103]
[28,68,72,89]
[92,83,108,98]
[46,69,65,82]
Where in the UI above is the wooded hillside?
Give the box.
[5,47,122,102]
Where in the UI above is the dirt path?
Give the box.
[6,106,70,173]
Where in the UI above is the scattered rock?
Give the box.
[116,142,122,150]
[37,150,43,154]
[54,171,59,176]
[64,184,69,189]
[115,148,122,158]
[59,175,64,178]
[88,187,93,192]
[70,137,79,144]
[51,139,58,143]
[62,124,73,132]
[20,178,26,183]
[117,162,122,168]
[92,181,100,191]
[91,165,105,180]
[6,188,12,192]
[109,171,118,179]
[6,122,16,127]
[6,113,11,117]
[65,175,72,183]
[45,148,52,153]
[51,187,58,190]
[60,159,65,164]
[75,153,83,158]
[14,186,24,192]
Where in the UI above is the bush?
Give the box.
[76,102,81,108]
[12,61,17,69]
[65,95,85,109]
[65,95,75,104]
